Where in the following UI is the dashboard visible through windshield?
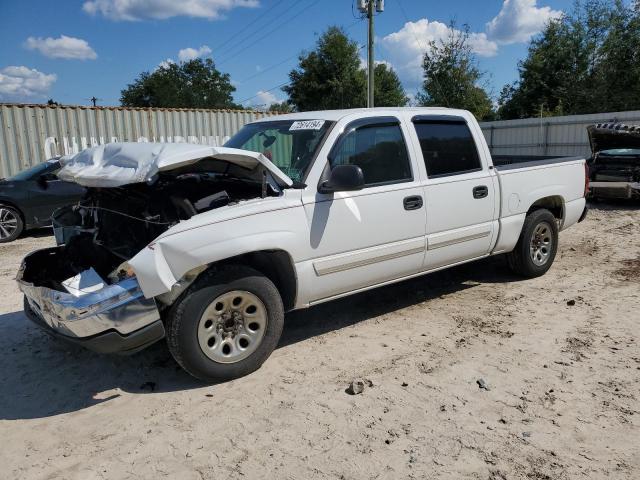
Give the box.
[225,120,334,183]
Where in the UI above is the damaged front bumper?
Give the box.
[17,247,164,354]
[589,181,640,199]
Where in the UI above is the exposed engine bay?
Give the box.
[28,167,279,293]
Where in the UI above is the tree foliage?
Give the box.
[498,0,640,119]
[120,58,239,109]
[374,63,409,108]
[268,101,294,113]
[417,23,494,120]
[283,26,407,111]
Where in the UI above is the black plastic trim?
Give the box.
[411,115,467,124]
[578,205,588,223]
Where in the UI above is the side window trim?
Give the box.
[328,116,414,188]
[411,116,483,179]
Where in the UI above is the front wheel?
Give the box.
[507,209,559,278]
[166,265,284,383]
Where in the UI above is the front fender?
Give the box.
[129,206,308,298]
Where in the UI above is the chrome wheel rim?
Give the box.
[197,290,267,364]
[529,221,553,266]
[0,208,18,240]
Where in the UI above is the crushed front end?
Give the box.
[17,246,164,354]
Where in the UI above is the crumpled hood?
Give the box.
[57,142,293,188]
[588,124,640,154]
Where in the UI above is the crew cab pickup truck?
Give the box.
[17,108,588,382]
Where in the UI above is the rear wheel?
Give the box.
[507,209,558,278]
[166,265,284,383]
[0,205,23,243]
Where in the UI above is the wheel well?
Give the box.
[528,196,564,221]
[0,200,25,223]
[215,250,297,311]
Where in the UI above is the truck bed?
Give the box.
[492,155,584,170]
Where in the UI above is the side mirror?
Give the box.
[37,174,49,189]
[318,164,364,194]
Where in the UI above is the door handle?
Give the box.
[403,195,423,210]
[472,185,488,199]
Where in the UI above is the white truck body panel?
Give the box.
[125,107,586,309]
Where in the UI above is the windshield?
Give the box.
[225,119,333,183]
[8,160,59,181]
[600,148,640,156]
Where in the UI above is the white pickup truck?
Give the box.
[17,108,588,382]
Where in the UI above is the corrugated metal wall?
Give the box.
[0,104,276,178]
[480,110,640,158]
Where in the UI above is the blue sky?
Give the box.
[0,0,574,108]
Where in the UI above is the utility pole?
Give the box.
[358,0,384,108]
[367,0,374,108]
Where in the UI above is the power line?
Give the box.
[238,54,299,84]
[237,43,366,106]
[209,0,289,55]
[216,0,317,67]
[237,81,291,105]
[237,18,364,85]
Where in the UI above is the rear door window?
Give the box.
[413,120,482,178]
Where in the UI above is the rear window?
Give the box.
[413,121,481,177]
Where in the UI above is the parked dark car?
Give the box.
[587,123,640,199]
[0,159,85,242]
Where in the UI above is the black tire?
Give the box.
[507,208,559,278]
[166,265,284,383]
[0,205,24,243]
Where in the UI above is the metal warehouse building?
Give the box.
[0,104,275,178]
[480,110,640,158]
[2,103,640,178]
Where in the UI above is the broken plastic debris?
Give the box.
[62,268,105,297]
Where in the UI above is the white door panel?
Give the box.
[304,185,426,301]
[424,174,497,267]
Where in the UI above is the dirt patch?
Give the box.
[615,257,640,281]
[0,205,639,479]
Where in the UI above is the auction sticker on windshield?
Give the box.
[289,120,325,131]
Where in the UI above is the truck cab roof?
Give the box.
[258,107,473,123]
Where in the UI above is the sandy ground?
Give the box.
[0,202,638,480]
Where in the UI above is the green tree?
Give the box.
[284,26,407,110]
[591,2,640,111]
[268,101,294,113]
[373,63,409,107]
[417,23,494,120]
[498,0,640,119]
[120,58,239,109]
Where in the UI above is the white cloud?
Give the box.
[380,19,498,88]
[178,45,212,62]
[24,35,97,60]
[0,66,57,101]
[252,90,281,107]
[359,57,393,70]
[82,0,258,21]
[486,0,562,44]
[157,58,175,70]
